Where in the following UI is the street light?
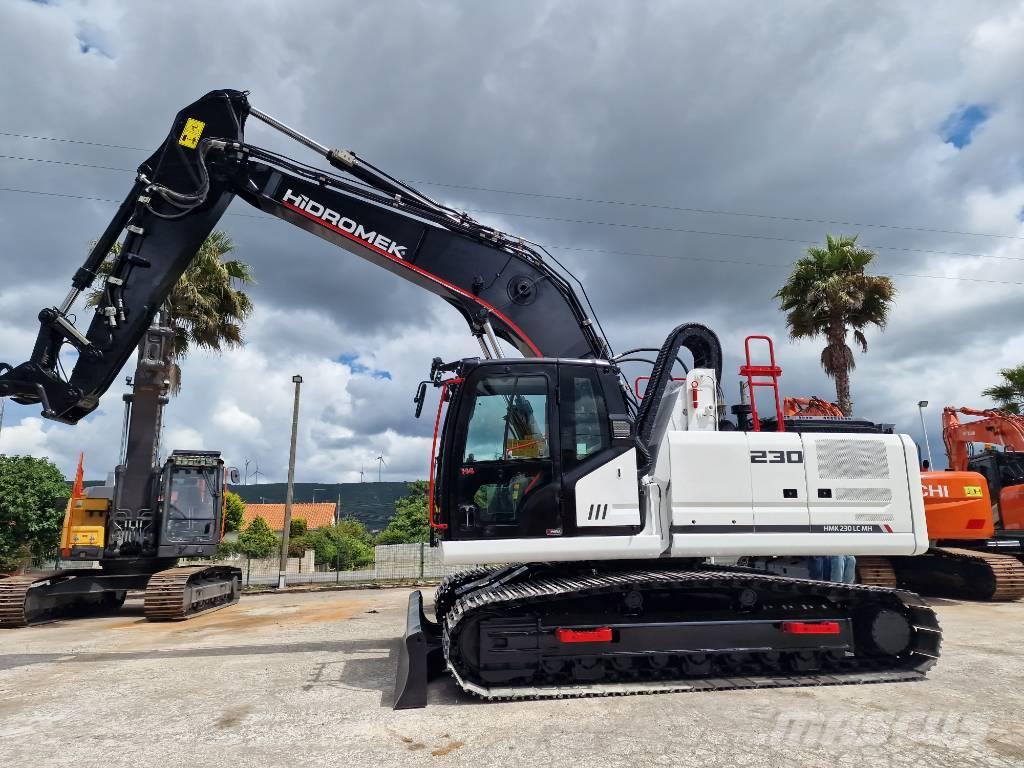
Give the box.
[917,400,934,469]
[279,374,303,590]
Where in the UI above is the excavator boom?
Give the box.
[0,90,609,424]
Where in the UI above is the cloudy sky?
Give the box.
[1,0,1022,482]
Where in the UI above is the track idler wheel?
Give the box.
[857,607,912,657]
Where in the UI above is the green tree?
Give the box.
[88,230,254,392]
[216,539,240,558]
[305,521,375,570]
[289,517,308,538]
[376,481,429,544]
[237,515,278,559]
[982,364,1024,414]
[223,490,245,533]
[775,234,895,415]
[334,517,374,548]
[287,533,310,559]
[0,456,68,571]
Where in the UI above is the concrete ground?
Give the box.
[0,589,1021,768]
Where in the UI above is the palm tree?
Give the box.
[982,365,1024,414]
[774,234,895,416]
[89,230,254,392]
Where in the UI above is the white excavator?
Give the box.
[0,90,940,708]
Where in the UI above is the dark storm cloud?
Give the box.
[1,0,1022,477]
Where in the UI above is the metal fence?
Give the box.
[207,544,481,588]
[24,544,486,589]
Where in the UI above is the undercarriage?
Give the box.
[395,562,942,708]
[0,563,241,627]
[885,546,1024,602]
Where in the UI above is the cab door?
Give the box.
[445,363,562,540]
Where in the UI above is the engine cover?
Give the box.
[667,431,928,557]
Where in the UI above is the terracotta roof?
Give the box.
[242,502,337,531]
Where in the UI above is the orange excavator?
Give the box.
[773,397,1024,598]
[783,397,845,418]
[939,407,1024,534]
[861,406,1024,600]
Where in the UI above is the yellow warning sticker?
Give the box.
[178,117,205,149]
[964,485,983,498]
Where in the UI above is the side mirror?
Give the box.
[414,381,428,418]
[228,467,241,485]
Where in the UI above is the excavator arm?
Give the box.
[0,89,611,424]
[942,406,1024,471]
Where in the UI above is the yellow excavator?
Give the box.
[0,316,241,626]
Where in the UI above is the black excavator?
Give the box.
[0,312,241,626]
[0,90,941,704]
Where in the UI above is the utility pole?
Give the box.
[917,400,934,469]
[278,374,303,590]
[0,398,6,442]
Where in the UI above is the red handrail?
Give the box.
[739,335,784,432]
[428,378,462,530]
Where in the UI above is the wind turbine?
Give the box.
[359,465,366,483]
[375,453,386,482]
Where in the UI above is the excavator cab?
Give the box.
[969,450,1024,531]
[431,357,633,542]
[157,450,226,557]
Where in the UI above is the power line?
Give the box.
[3,129,1022,242]
[465,208,1024,263]
[411,179,1024,242]
[0,153,132,173]
[1,153,1020,264]
[546,245,1024,287]
[0,131,149,152]
[0,184,1021,287]
[0,185,268,219]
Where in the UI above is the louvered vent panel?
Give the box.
[816,440,889,480]
[834,487,893,503]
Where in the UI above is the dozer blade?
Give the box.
[393,590,443,710]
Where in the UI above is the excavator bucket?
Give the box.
[393,590,443,709]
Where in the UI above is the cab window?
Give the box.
[571,372,608,461]
[462,375,549,463]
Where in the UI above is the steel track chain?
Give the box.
[143,565,241,621]
[855,556,899,588]
[931,547,1024,602]
[441,566,941,702]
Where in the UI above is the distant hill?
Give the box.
[231,481,415,532]
[68,479,416,533]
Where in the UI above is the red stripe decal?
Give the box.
[883,524,893,533]
[556,627,613,643]
[282,199,542,356]
[781,621,841,635]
